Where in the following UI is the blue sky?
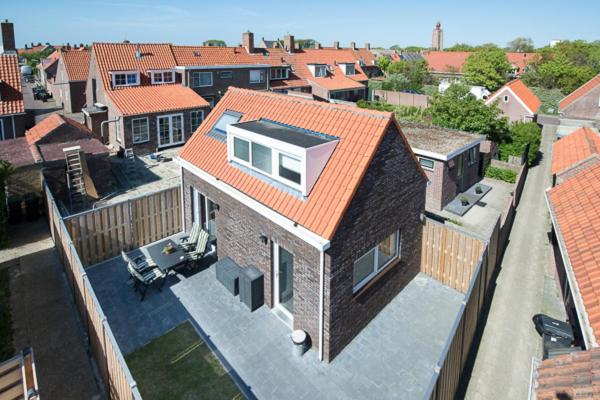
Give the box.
[3,0,599,49]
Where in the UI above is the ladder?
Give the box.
[63,146,86,211]
[124,148,139,180]
[0,347,39,400]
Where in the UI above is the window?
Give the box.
[344,64,356,75]
[279,153,301,184]
[219,71,233,79]
[131,117,149,144]
[191,71,213,87]
[233,137,250,162]
[503,95,509,103]
[190,110,204,132]
[467,147,477,165]
[251,142,272,173]
[157,114,184,147]
[271,67,289,80]
[112,72,139,87]
[353,231,400,292]
[314,65,327,77]
[116,120,122,143]
[212,112,241,135]
[419,157,435,171]
[250,69,265,84]
[205,96,216,108]
[151,70,174,84]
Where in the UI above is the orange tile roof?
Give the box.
[0,54,25,116]
[423,51,537,74]
[107,84,209,116]
[41,49,61,70]
[25,113,94,145]
[172,46,286,67]
[179,87,420,240]
[547,162,600,342]
[552,127,600,175]
[486,79,541,114]
[61,50,90,81]
[559,75,600,111]
[536,348,600,400]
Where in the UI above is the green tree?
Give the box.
[463,47,512,91]
[202,40,226,47]
[390,45,402,51]
[0,161,15,248]
[376,56,391,72]
[429,83,509,142]
[296,39,316,49]
[499,122,541,165]
[381,74,411,91]
[384,59,429,91]
[507,37,535,53]
[446,43,474,52]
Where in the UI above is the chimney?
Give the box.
[242,31,254,53]
[315,42,322,49]
[364,42,370,50]
[0,20,16,54]
[284,34,295,53]
[333,41,340,49]
[350,42,357,50]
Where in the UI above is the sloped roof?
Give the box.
[61,50,91,81]
[559,75,600,111]
[0,137,36,167]
[108,84,209,116]
[179,87,418,240]
[423,51,537,74]
[547,162,600,343]
[536,348,600,399]
[551,127,600,175]
[172,45,285,67]
[0,54,25,116]
[41,49,61,70]
[486,79,541,114]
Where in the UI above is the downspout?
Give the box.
[319,249,325,361]
[100,116,121,145]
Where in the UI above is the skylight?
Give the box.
[208,111,242,142]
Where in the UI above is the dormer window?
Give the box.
[150,70,175,84]
[340,63,356,76]
[271,67,289,80]
[307,63,327,78]
[111,71,139,88]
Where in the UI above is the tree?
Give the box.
[296,39,316,49]
[507,37,535,53]
[499,122,541,166]
[0,161,15,248]
[381,74,411,92]
[446,43,474,52]
[202,40,226,47]
[390,45,402,51]
[429,83,509,142]
[463,48,512,91]
[376,56,391,72]
[384,59,429,91]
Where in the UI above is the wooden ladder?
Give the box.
[64,146,86,211]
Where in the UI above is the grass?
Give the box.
[0,268,14,361]
[126,321,242,400]
[531,87,565,115]
[485,166,517,184]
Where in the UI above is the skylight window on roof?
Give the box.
[208,111,242,142]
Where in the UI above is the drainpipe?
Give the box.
[319,249,325,361]
[100,116,121,145]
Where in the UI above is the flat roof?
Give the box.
[401,123,484,159]
[231,119,336,148]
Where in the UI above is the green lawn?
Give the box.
[126,321,242,400]
[0,268,13,361]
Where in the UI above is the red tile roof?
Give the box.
[172,46,285,67]
[559,75,600,111]
[108,84,209,116]
[179,87,420,240]
[41,49,61,71]
[423,51,537,74]
[26,113,69,144]
[536,348,600,399]
[547,162,600,342]
[61,50,90,81]
[486,79,541,114]
[551,127,600,175]
[0,54,25,116]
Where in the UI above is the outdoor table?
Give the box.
[142,238,186,273]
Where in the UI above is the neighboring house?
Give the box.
[52,49,91,113]
[551,126,600,185]
[559,74,600,123]
[39,49,61,90]
[177,87,427,362]
[485,79,541,123]
[423,51,537,79]
[257,37,281,49]
[401,123,484,211]
[0,53,26,139]
[84,42,210,153]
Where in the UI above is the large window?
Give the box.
[190,110,204,132]
[112,72,139,87]
[251,142,272,174]
[419,157,435,171]
[249,69,265,84]
[271,67,289,80]
[233,137,250,162]
[157,114,184,147]
[191,71,213,87]
[467,147,477,166]
[314,65,327,77]
[279,153,301,184]
[131,117,149,144]
[353,231,400,292]
[151,70,174,84]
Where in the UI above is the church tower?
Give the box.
[432,21,443,51]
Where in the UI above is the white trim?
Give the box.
[418,156,435,171]
[352,230,401,293]
[319,249,324,361]
[486,86,535,115]
[190,71,213,87]
[131,116,150,144]
[149,69,175,85]
[157,113,185,148]
[176,64,273,70]
[176,156,330,251]
[411,137,484,162]
[180,165,186,230]
[110,70,140,88]
[190,109,205,133]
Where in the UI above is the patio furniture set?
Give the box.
[121,223,212,301]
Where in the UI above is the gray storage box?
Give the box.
[239,265,264,311]
[215,257,241,296]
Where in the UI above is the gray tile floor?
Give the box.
[88,250,464,400]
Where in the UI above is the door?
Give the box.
[273,243,294,325]
[157,114,184,147]
[192,188,217,238]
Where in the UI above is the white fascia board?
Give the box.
[175,64,272,70]
[411,136,485,162]
[176,156,331,251]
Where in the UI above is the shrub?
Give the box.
[485,166,517,183]
[499,122,541,166]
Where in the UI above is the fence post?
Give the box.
[127,198,134,250]
[102,317,110,397]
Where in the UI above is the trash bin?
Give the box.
[533,314,574,342]
[291,330,309,357]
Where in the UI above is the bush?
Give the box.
[531,87,565,115]
[356,100,395,112]
[485,166,517,183]
[499,122,541,166]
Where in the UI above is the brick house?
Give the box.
[401,123,484,211]
[485,79,541,123]
[559,74,600,123]
[551,126,600,186]
[0,53,26,140]
[177,88,427,362]
[39,49,61,91]
[84,43,210,154]
[52,49,90,113]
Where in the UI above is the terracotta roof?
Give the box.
[486,79,541,114]
[25,113,95,144]
[107,84,209,116]
[547,162,600,342]
[551,127,600,175]
[179,87,419,240]
[172,46,285,67]
[61,50,90,81]
[559,75,600,111]
[0,54,25,116]
[536,348,600,399]
[423,51,537,74]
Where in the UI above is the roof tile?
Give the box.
[551,127,600,175]
[0,54,25,116]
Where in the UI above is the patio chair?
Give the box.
[121,250,153,273]
[179,222,200,251]
[180,229,210,271]
[125,261,166,301]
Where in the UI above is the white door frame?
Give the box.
[192,187,201,226]
[157,113,185,148]
[273,242,294,326]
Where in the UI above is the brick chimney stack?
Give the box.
[0,20,16,54]
[350,42,357,50]
[284,34,295,53]
[315,42,322,49]
[364,42,370,50]
[333,41,340,49]
[242,31,254,54]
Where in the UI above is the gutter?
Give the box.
[175,64,273,71]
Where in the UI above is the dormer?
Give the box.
[109,70,140,88]
[339,62,356,76]
[227,119,338,197]
[149,69,175,84]
[307,63,327,78]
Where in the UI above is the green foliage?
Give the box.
[0,161,15,248]
[376,56,391,72]
[485,166,517,183]
[296,39,316,49]
[531,87,565,115]
[368,79,383,90]
[499,122,541,166]
[429,83,509,142]
[446,43,475,52]
[403,46,425,53]
[463,48,512,91]
[390,45,402,51]
[381,59,429,92]
[202,39,226,47]
[356,100,429,123]
[381,73,411,92]
[507,37,535,53]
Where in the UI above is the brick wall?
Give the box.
[183,67,270,105]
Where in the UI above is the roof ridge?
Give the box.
[560,74,600,109]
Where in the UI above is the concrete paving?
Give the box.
[465,124,564,399]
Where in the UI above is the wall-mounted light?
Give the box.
[260,234,268,245]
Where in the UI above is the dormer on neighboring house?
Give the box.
[149,69,175,84]
[109,70,140,88]
[307,63,327,78]
[270,66,290,80]
[227,119,338,196]
[339,62,356,76]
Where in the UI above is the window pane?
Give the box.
[279,153,301,184]
[353,249,375,287]
[127,74,137,84]
[154,73,163,83]
[158,117,169,144]
[132,118,148,143]
[377,232,398,269]
[233,137,249,162]
[115,74,126,86]
[172,115,183,142]
[251,142,272,174]
[214,113,240,133]
[419,158,434,170]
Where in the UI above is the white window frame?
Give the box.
[249,69,265,84]
[503,94,509,103]
[353,230,401,293]
[314,65,327,77]
[150,70,175,85]
[419,157,435,171]
[111,71,139,88]
[342,63,356,76]
[131,117,149,144]
[156,113,185,148]
[271,67,289,80]
[190,110,205,133]
[191,71,213,87]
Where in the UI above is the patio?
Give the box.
[87,239,465,399]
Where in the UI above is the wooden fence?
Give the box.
[44,181,143,400]
[63,186,182,267]
[372,89,430,108]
